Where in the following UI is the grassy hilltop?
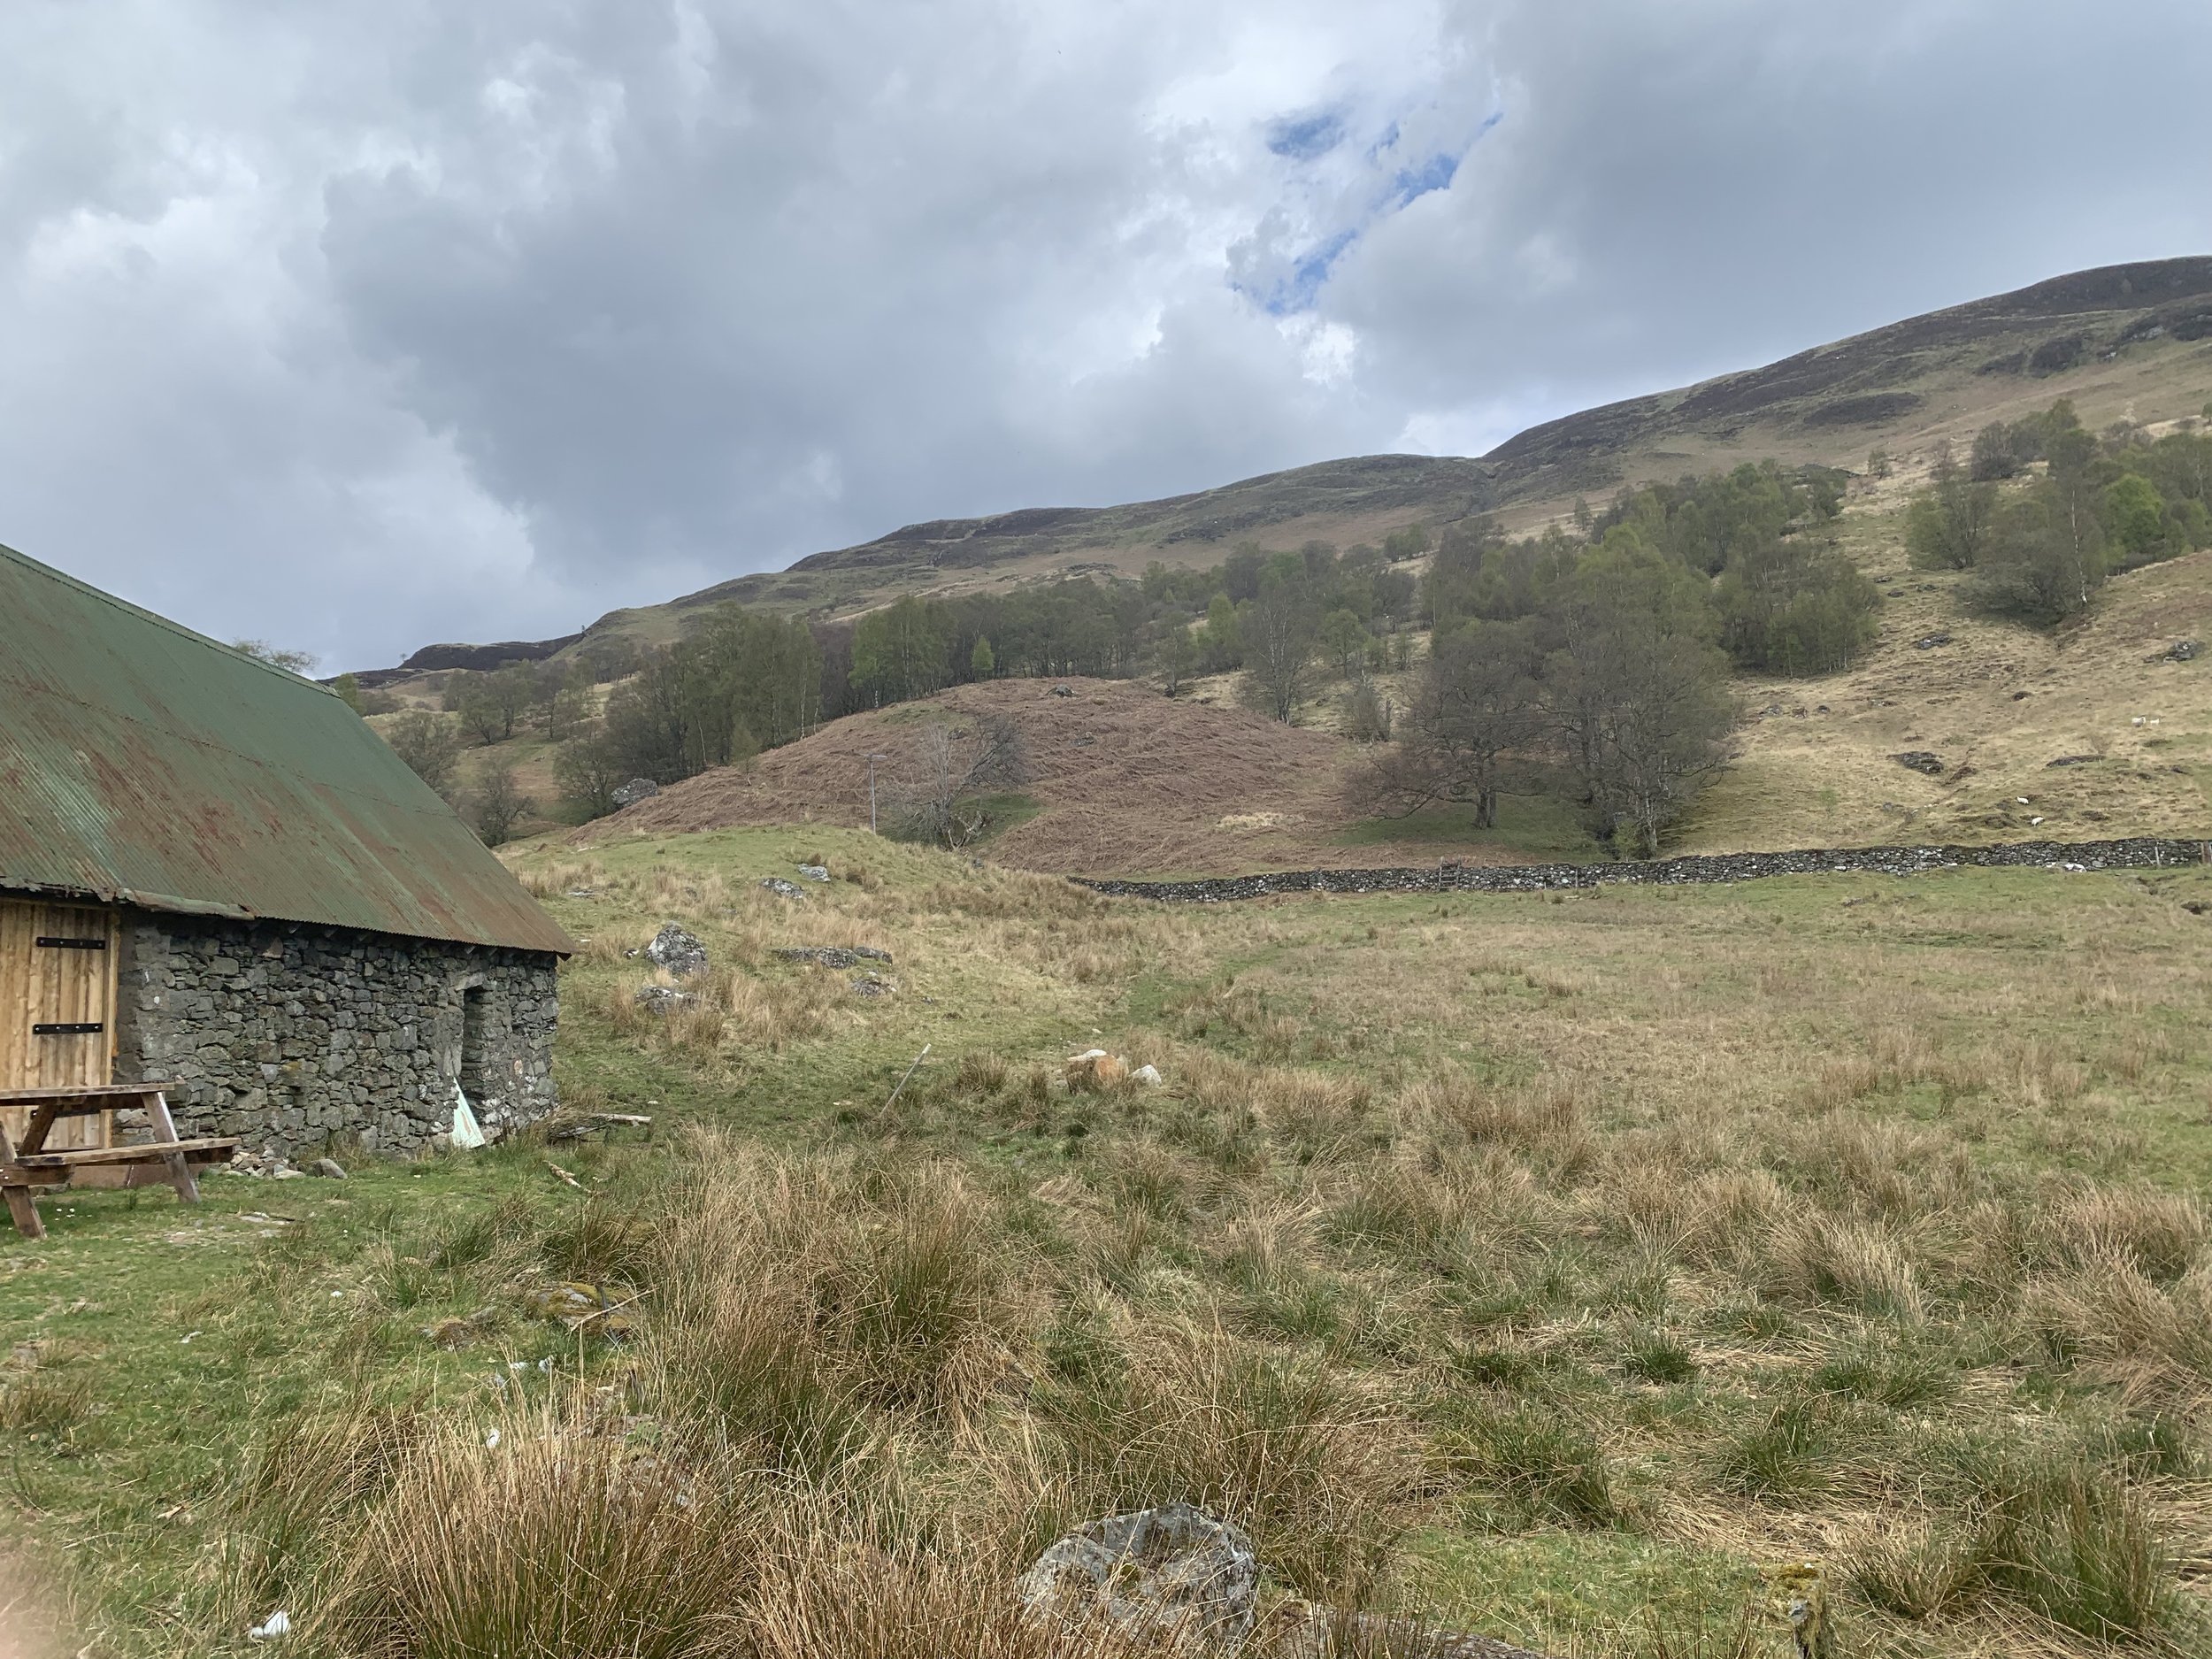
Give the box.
[5,828,2210,1655]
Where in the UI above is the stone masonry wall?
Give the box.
[113,910,560,1159]
[1077,835,2212,904]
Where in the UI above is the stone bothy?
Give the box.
[0,541,574,1159]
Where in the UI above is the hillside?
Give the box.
[367,256,2212,675]
[577,537,2210,878]
[580,678,1447,875]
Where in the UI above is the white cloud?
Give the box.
[0,0,2207,667]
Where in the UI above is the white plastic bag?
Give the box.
[449,1083,487,1150]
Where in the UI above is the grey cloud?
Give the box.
[0,0,2207,668]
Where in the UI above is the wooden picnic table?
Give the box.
[0,1082,237,1240]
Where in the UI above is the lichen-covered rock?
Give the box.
[759,877,808,901]
[643,923,710,978]
[634,985,696,1015]
[611,777,660,807]
[795,864,832,882]
[1018,1505,1256,1647]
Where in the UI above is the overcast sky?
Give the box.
[4,1,2208,670]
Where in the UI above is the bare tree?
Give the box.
[470,759,534,847]
[1548,613,1734,859]
[383,710,461,795]
[231,639,318,674]
[887,716,1031,847]
[1240,574,1321,722]
[1356,622,1541,829]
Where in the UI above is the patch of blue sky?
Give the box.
[1240,104,1502,317]
[1259,227,1360,316]
[1266,108,1346,162]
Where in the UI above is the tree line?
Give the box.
[1357,461,1863,858]
[388,455,1883,849]
[1906,398,2212,624]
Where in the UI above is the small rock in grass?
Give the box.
[611,777,660,807]
[759,877,808,900]
[312,1157,347,1179]
[633,985,696,1015]
[795,864,832,882]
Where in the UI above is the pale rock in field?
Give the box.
[795,864,832,882]
[1131,1064,1164,1087]
[611,777,660,807]
[644,923,710,978]
[1018,1505,1256,1648]
[759,877,809,901]
[312,1157,348,1179]
[633,985,697,1015]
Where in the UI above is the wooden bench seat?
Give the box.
[0,1081,232,1240]
[5,1137,239,1177]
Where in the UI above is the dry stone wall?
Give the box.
[114,911,559,1159]
[1076,836,2212,904]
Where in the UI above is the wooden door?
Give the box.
[0,897,119,1150]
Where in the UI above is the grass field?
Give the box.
[6,826,2210,1657]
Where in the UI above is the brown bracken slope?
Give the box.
[579,679,1454,877]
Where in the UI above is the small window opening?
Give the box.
[458,986,488,1103]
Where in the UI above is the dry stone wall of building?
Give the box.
[114,911,559,1159]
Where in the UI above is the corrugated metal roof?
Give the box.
[0,543,573,956]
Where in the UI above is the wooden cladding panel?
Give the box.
[0,898,119,1150]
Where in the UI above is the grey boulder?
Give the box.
[1018,1505,1256,1648]
[644,923,710,978]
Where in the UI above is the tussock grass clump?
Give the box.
[649,1138,1037,1463]
[222,1397,424,1612]
[1850,1463,2181,1643]
[1808,1332,1954,1409]
[1430,1398,1623,1528]
[1032,1323,1411,1596]
[2019,1256,2212,1398]
[750,1528,1141,1659]
[1755,1210,1924,1317]
[317,1402,763,1659]
[0,1370,91,1437]
[2042,1185,2208,1282]
[1709,1397,1845,1504]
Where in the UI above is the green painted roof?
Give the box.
[0,543,572,955]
